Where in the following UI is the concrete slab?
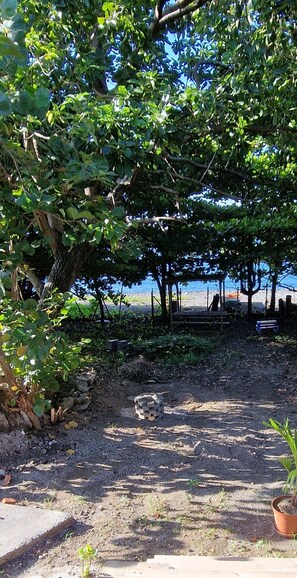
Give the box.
[99,559,297,578]
[149,556,297,572]
[0,503,74,564]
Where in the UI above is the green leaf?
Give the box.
[46,380,60,392]
[0,92,11,116]
[288,468,297,489]
[66,207,79,220]
[102,2,114,16]
[1,0,17,19]
[16,89,34,116]
[33,404,45,417]
[23,299,38,310]
[124,147,132,158]
[111,206,125,218]
[78,210,94,220]
[21,239,35,255]
[94,229,102,243]
[279,456,293,473]
[35,87,51,117]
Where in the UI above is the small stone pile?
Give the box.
[61,368,96,413]
[134,393,164,421]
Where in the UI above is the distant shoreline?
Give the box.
[105,287,296,312]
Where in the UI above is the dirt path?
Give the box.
[2,333,297,577]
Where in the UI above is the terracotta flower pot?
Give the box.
[272,495,297,538]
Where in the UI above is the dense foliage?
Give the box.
[0,0,296,424]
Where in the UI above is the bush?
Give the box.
[61,295,100,319]
[0,297,84,416]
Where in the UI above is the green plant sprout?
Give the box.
[77,544,97,578]
[187,479,201,488]
[264,418,297,506]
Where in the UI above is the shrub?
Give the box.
[0,297,84,419]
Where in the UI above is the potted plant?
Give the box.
[264,418,297,537]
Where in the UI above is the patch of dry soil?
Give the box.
[2,333,297,577]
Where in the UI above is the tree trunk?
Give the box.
[39,242,93,306]
[247,292,252,321]
[93,281,106,325]
[158,279,167,320]
[269,273,278,313]
[240,260,261,322]
[155,261,168,321]
[0,344,20,390]
[97,294,105,325]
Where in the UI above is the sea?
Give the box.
[113,273,297,295]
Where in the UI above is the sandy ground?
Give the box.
[2,328,297,577]
[107,288,297,315]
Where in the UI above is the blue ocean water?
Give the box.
[113,274,297,295]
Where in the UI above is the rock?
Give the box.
[61,397,75,411]
[84,369,96,384]
[0,413,10,432]
[75,369,96,393]
[75,400,90,411]
[76,379,89,393]
[0,431,28,457]
[6,411,32,431]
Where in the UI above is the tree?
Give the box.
[0,0,296,422]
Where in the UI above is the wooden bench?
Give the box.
[172,312,231,329]
[256,319,279,335]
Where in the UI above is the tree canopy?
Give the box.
[0,0,296,423]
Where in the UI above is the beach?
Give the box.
[107,287,297,314]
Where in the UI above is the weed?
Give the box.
[187,479,201,489]
[146,494,169,518]
[76,495,88,504]
[208,489,228,512]
[77,544,97,578]
[246,335,259,342]
[217,489,227,502]
[252,538,273,555]
[64,531,74,540]
[204,527,218,537]
[44,492,57,507]
[136,334,214,365]
[119,494,131,504]
[175,514,193,526]
[229,540,248,553]
[134,515,164,528]
[274,335,297,346]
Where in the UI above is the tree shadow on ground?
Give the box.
[3,333,297,571]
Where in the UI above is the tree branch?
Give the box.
[151,180,241,202]
[151,185,178,195]
[34,211,63,256]
[192,60,234,87]
[200,182,242,202]
[151,0,210,34]
[204,124,297,136]
[126,215,186,225]
[165,154,257,183]
[19,264,43,297]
